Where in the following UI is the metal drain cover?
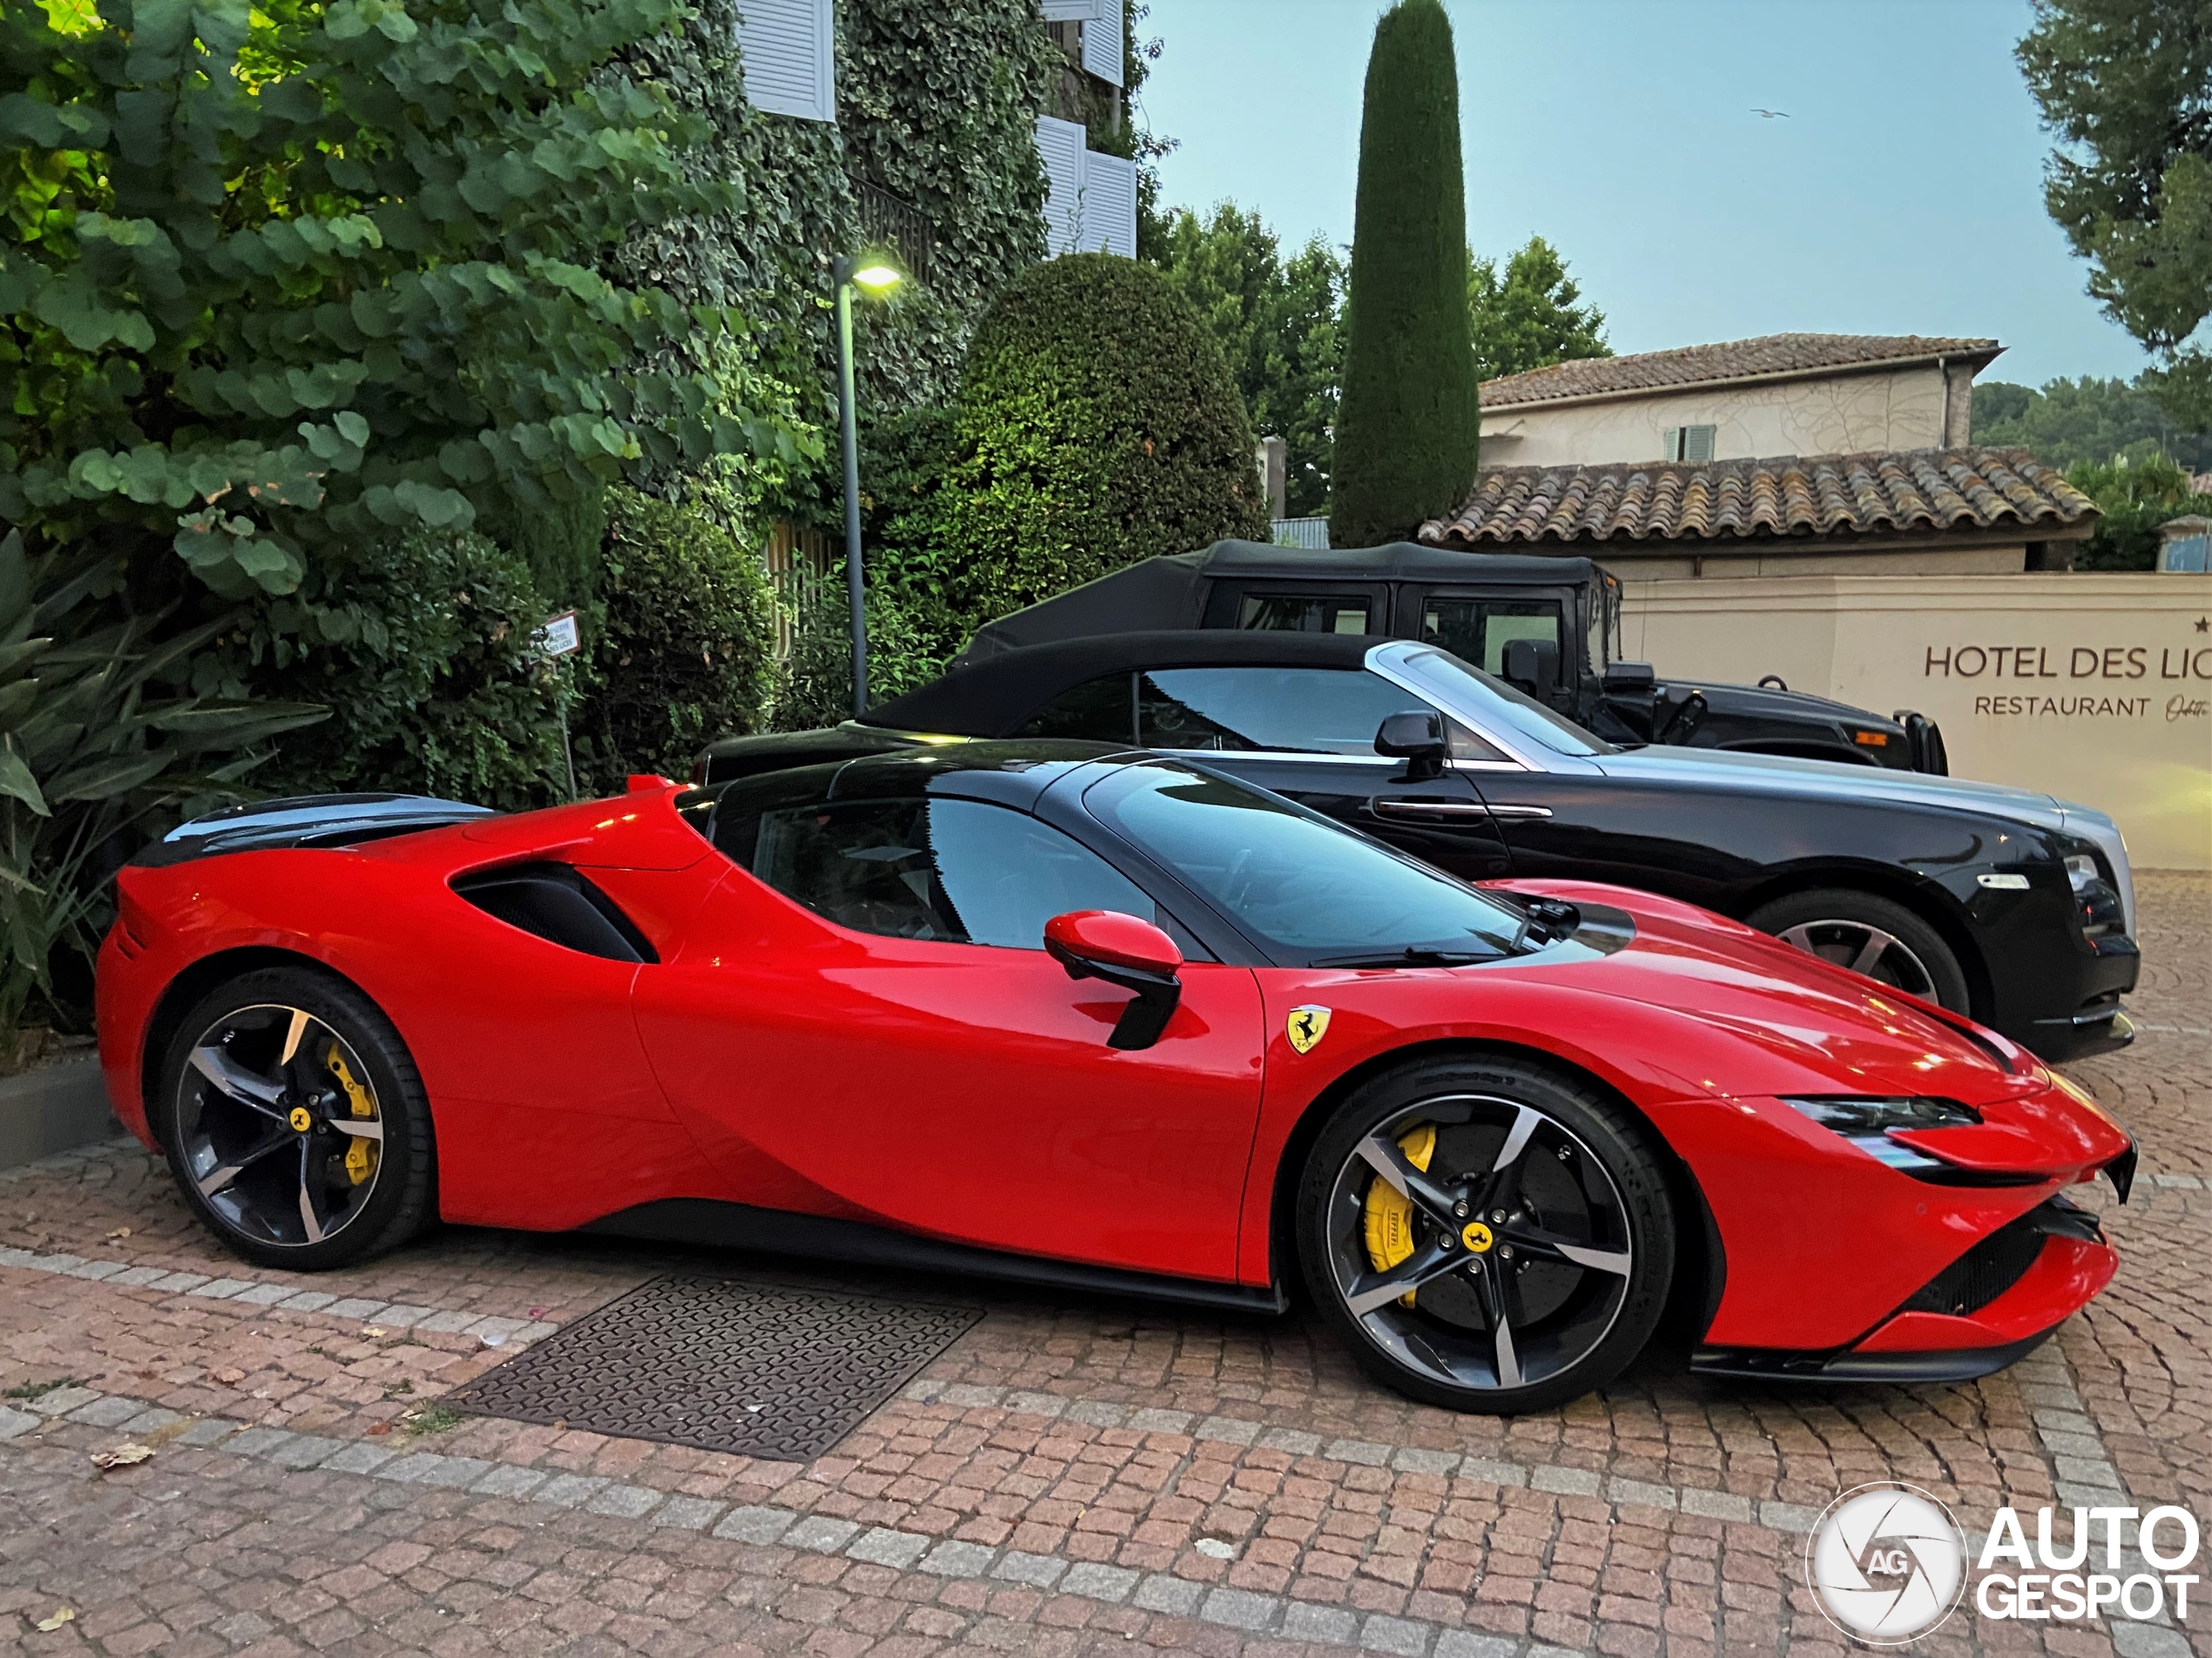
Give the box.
[446,1276,981,1460]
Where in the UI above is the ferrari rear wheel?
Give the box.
[1297,1055,1674,1415]
[154,967,435,1270]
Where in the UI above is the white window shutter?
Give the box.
[1080,150,1136,257]
[735,0,835,123]
[1081,0,1123,85]
[1039,0,1096,21]
[1660,427,1683,462]
[1684,424,1716,462]
[1035,115,1084,255]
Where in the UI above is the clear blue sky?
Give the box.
[1139,0,2149,389]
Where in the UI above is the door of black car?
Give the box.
[1010,664,1514,879]
[1131,665,1514,880]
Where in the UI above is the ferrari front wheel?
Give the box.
[154,966,436,1270]
[1297,1055,1675,1415]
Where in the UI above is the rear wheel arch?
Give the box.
[1731,865,1991,1021]
[141,947,381,1124]
[1264,1038,1721,1336]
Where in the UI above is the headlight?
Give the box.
[1784,1095,1988,1180]
[2060,842,2126,939]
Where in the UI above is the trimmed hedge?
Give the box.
[574,486,778,787]
[266,531,568,813]
[934,253,1268,632]
[1329,0,1480,548]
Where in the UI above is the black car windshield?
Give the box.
[1084,762,1532,963]
[1382,644,1616,758]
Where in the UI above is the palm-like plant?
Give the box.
[0,531,325,1033]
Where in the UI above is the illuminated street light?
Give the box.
[831,252,906,718]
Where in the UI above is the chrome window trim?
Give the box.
[1150,746,1403,767]
[1363,642,1562,773]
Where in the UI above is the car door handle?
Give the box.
[1481,804,1554,819]
[1371,798,1492,819]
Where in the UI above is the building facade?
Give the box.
[1476,334,2004,472]
[733,0,1136,259]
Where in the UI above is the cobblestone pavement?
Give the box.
[3,873,2207,1657]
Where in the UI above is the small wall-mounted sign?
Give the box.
[535,610,582,657]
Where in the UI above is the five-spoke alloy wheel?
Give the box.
[1298,1055,1675,1414]
[156,967,435,1270]
[1748,888,1970,1014]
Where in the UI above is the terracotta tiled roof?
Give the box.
[1420,447,2096,548]
[1480,333,2002,408]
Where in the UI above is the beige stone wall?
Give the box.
[1618,573,2212,869]
[1480,363,1952,470]
[1595,538,2028,581]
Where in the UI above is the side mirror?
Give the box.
[1374,708,1448,781]
[1502,637,1561,704]
[1044,910,1184,1051]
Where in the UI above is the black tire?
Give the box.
[1747,887,1969,1013]
[1296,1053,1675,1415]
[153,965,436,1270]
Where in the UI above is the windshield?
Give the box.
[1382,644,1616,758]
[1084,762,1532,964]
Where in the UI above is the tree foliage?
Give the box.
[1467,236,1612,383]
[0,530,321,1030]
[1974,374,2212,471]
[0,0,791,609]
[1330,0,1478,549]
[1155,204,1344,517]
[2065,451,2212,569]
[2018,0,2212,426]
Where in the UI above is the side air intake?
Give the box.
[451,862,658,964]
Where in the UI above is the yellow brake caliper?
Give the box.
[326,1041,379,1185]
[1361,1122,1436,1307]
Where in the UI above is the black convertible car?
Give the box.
[956,541,1950,772]
[701,633,2138,1060]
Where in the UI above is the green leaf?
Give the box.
[44,751,172,802]
[0,745,48,816]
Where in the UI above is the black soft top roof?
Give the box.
[959,540,1598,663]
[870,630,1378,737]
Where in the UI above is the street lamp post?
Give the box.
[831,254,904,720]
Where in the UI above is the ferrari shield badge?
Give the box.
[1286,1005,1332,1055]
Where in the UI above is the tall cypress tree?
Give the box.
[1328,0,1478,549]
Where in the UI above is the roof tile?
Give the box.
[1480,333,2001,408]
[1420,447,2094,548]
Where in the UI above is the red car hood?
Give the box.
[1493,880,2043,1109]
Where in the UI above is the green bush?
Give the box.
[2067,453,2212,570]
[1329,0,1479,548]
[260,531,568,812]
[932,253,1266,635]
[572,486,777,786]
[775,563,948,731]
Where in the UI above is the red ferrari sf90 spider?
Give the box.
[96,742,2134,1413]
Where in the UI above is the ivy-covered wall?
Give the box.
[616,0,1062,527]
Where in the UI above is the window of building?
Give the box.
[734,0,835,123]
[1661,424,1717,463]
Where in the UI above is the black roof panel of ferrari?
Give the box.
[867,630,1379,737]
